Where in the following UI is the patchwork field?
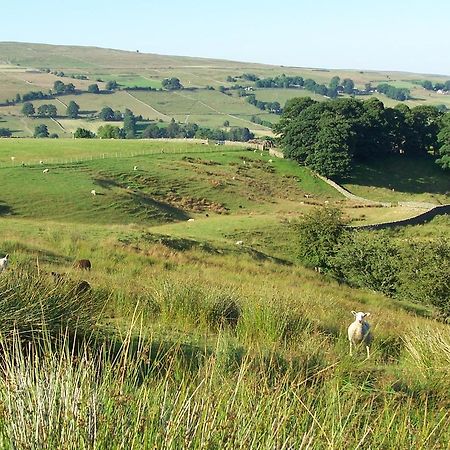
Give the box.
[1,42,449,138]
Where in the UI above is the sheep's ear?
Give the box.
[364,313,371,318]
[351,311,357,316]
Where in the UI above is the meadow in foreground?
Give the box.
[0,140,448,448]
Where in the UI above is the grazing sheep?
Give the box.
[187,218,195,222]
[235,240,244,245]
[43,168,49,174]
[133,166,138,171]
[268,159,273,163]
[348,311,373,359]
[0,254,9,273]
[39,160,44,164]
[90,189,96,196]
[74,259,92,271]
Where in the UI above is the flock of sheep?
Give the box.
[1,253,374,358]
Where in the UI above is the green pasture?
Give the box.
[95,73,161,88]
[0,142,340,225]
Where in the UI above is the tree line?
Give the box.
[74,117,254,142]
[275,96,448,178]
[419,79,450,92]
[229,73,417,102]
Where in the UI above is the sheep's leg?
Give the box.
[349,341,353,356]
[365,345,370,360]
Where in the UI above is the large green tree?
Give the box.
[37,104,57,118]
[123,109,136,138]
[74,128,95,138]
[306,113,354,178]
[99,107,114,121]
[67,101,80,119]
[97,124,124,139]
[34,124,49,138]
[162,77,183,90]
[87,84,100,94]
[0,128,12,137]
[22,102,35,116]
[436,112,450,169]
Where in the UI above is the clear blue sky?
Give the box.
[2,0,450,75]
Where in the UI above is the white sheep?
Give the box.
[133,166,138,171]
[0,254,9,273]
[39,160,44,164]
[42,168,49,174]
[90,189,96,196]
[348,311,373,359]
[187,218,195,222]
[268,159,273,163]
[235,240,244,245]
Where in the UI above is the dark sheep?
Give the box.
[74,259,92,270]
[75,280,91,295]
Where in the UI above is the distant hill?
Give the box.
[0,42,449,137]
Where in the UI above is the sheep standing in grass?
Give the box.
[74,259,92,271]
[348,311,372,359]
[0,254,9,273]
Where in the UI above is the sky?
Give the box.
[1,0,450,75]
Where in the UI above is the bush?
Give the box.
[397,238,450,319]
[332,231,399,295]
[207,295,241,329]
[295,206,347,271]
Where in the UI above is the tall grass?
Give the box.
[0,327,448,448]
[0,272,449,448]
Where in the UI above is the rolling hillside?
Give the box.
[1,42,450,138]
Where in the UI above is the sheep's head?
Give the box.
[351,311,370,323]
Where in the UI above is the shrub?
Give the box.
[207,295,241,329]
[295,206,347,271]
[397,238,450,319]
[332,231,399,295]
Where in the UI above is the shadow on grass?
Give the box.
[92,176,190,221]
[0,202,13,216]
[342,155,450,196]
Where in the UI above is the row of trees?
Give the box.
[275,96,447,178]
[246,95,282,114]
[420,80,450,92]
[230,73,415,103]
[21,101,80,118]
[74,119,254,142]
[376,83,411,101]
[53,80,76,95]
[297,207,450,319]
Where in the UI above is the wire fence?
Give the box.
[0,140,257,170]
